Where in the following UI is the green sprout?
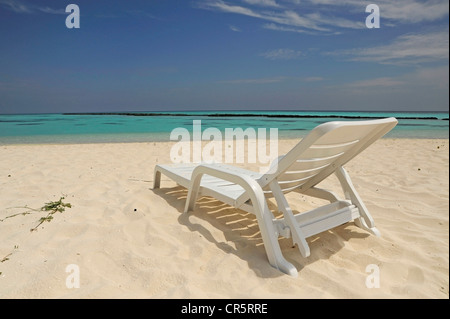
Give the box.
[1,196,72,232]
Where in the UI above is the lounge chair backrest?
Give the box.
[258,118,398,193]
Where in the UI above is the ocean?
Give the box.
[0,111,448,144]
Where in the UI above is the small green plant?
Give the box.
[1,197,72,232]
[30,197,72,232]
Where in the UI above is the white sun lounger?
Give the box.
[153,117,398,277]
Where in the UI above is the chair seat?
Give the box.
[157,163,263,207]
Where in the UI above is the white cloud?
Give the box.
[328,30,449,65]
[0,0,65,14]
[276,10,330,31]
[229,25,241,31]
[263,23,305,33]
[369,0,448,24]
[220,75,326,84]
[305,12,364,29]
[260,48,303,60]
[220,76,287,83]
[0,0,32,13]
[197,0,449,33]
[242,0,280,7]
[198,1,342,32]
[346,77,404,88]
[338,66,449,91]
[306,0,449,23]
[37,7,65,15]
[303,76,324,82]
[202,0,261,17]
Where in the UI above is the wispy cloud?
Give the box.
[263,23,305,33]
[260,48,303,60]
[37,6,65,15]
[328,30,449,65]
[306,0,449,24]
[335,66,449,92]
[219,76,287,84]
[346,77,404,88]
[0,0,32,13]
[242,0,280,7]
[324,67,448,111]
[302,76,324,82]
[229,25,241,32]
[380,0,449,23]
[197,0,449,34]
[0,0,65,14]
[199,0,260,17]
[220,75,324,83]
[197,0,334,32]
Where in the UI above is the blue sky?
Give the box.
[0,0,448,113]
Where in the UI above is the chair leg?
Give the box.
[153,168,161,189]
[270,182,310,258]
[184,183,199,213]
[335,166,380,235]
[354,218,381,237]
[252,195,299,277]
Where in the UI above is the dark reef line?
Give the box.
[63,112,446,121]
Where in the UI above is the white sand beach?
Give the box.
[0,138,448,298]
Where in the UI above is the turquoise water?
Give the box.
[0,111,448,144]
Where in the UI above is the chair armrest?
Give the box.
[184,164,265,213]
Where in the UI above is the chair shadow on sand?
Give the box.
[151,185,371,279]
